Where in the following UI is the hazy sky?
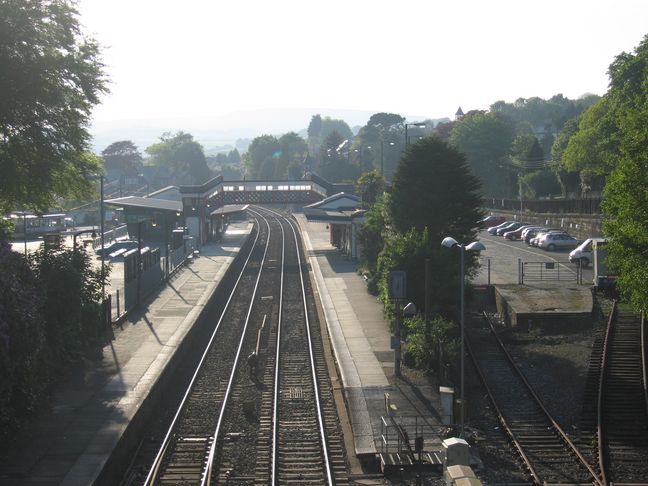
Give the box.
[78,0,648,124]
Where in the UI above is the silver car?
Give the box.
[538,233,582,251]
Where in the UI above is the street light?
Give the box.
[441,236,486,438]
[380,140,396,177]
[86,174,105,300]
[405,122,427,147]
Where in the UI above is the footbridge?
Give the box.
[180,174,342,246]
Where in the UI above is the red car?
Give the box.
[479,215,506,228]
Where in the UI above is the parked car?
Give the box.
[503,225,540,241]
[495,222,529,236]
[95,239,139,258]
[487,221,516,235]
[529,230,567,247]
[569,237,606,265]
[479,215,506,228]
[524,227,562,245]
[538,233,582,251]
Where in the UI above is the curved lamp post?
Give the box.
[441,236,486,438]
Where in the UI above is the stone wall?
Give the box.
[484,209,603,240]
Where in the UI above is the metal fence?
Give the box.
[518,259,583,284]
[106,236,196,323]
[91,224,129,249]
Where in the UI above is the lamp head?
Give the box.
[403,302,417,317]
[441,236,458,248]
[466,241,486,252]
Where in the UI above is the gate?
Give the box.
[519,259,582,284]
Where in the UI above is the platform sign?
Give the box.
[388,270,406,300]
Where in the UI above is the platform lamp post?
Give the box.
[380,140,396,177]
[405,122,427,147]
[86,174,105,299]
[441,236,486,438]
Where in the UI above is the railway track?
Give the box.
[597,303,648,485]
[467,313,601,486]
[124,207,347,485]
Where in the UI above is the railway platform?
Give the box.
[0,222,252,486]
[295,215,447,469]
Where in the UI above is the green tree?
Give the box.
[275,132,307,179]
[101,140,143,176]
[355,170,386,207]
[390,137,483,239]
[562,97,618,194]
[0,246,48,440]
[29,243,106,365]
[318,131,359,182]
[307,114,322,138]
[550,117,581,196]
[357,195,387,278]
[0,0,107,212]
[242,134,279,179]
[227,148,241,165]
[307,115,353,162]
[518,169,561,198]
[354,113,404,176]
[601,34,648,310]
[450,112,515,197]
[145,132,211,184]
[384,137,483,320]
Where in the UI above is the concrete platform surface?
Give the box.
[0,223,252,486]
[296,215,444,459]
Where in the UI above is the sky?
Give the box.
[78,0,648,128]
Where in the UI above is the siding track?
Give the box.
[597,303,648,485]
[468,313,601,486]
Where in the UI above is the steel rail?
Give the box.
[597,300,617,486]
[471,312,603,486]
[269,209,285,486]
[202,210,274,486]
[142,212,268,486]
[286,212,334,486]
[465,327,542,485]
[262,206,334,486]
[642,311,648,421]
[596,302,648,486]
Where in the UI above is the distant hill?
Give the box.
[89,107,437,155]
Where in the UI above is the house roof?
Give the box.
[303,192,364,223]
[305,192,360,211]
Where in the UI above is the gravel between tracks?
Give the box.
[462,297,611,484]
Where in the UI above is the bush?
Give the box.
[29,242,106,365]
[0,246,48,440]
[402,314,458,377]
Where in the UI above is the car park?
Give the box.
[479,215,506,228]
[569,237,606,265]
[503,225,541,241]
[487,221,516,235]
[495,222,529,236]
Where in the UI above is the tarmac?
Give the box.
[1,211,589,485]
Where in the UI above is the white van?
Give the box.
[569,237,606,266]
